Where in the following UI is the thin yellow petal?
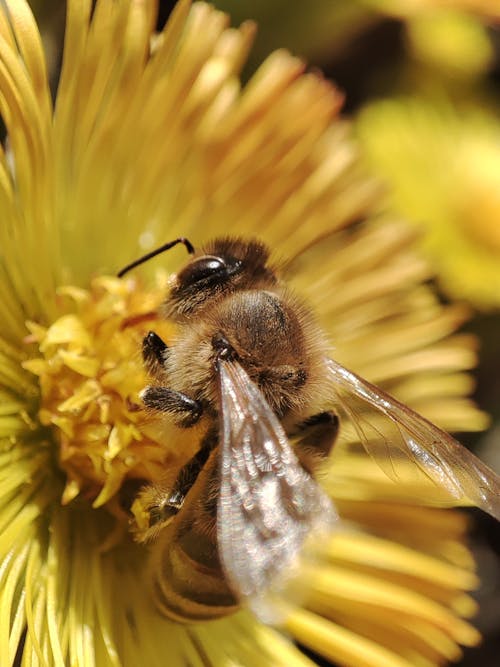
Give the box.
[0,543,30,666]
[304,563,480,644]
[286,608,416,667]
[326,532,479,590]
[24,539,46,666]
[3,0,52,118]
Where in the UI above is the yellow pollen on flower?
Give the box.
[22,275,179,516]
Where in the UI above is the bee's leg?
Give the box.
[142,331,169,376]
[141,385,203,427]
[146,432,216,530]
[291,411,339,475]
[133,430,217,540]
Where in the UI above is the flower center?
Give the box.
[23,275,184,520]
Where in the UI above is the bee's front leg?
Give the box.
[142,332,203,425]
[291,411,339,475]
[141,385,203,427]
[142,330,169,376]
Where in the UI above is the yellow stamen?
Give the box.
[22,274,179,515]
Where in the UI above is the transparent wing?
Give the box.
[327,358,500,520]
[217,359,337,622]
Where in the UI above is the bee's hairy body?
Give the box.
[125,235,500,624]
[166,288,327,420]
[133,238,338,623]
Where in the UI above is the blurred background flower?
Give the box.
[357,98,500,309]
[0,0,498,665]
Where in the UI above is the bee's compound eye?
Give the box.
[178,255,238,288]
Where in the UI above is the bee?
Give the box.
[118,236,500,624]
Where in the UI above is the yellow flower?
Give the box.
[405,9,493,78]
[0,1,491,666]
[357,97,500,309]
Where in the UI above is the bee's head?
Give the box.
[166,237,277,318]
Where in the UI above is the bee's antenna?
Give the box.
[117,238,195,278]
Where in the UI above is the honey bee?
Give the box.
[118,236,500,624]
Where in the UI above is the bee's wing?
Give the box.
[217,358,337,622]
[326,358,500,520]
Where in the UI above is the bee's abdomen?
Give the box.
[150,537,238,622]
[148,450,238,623]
